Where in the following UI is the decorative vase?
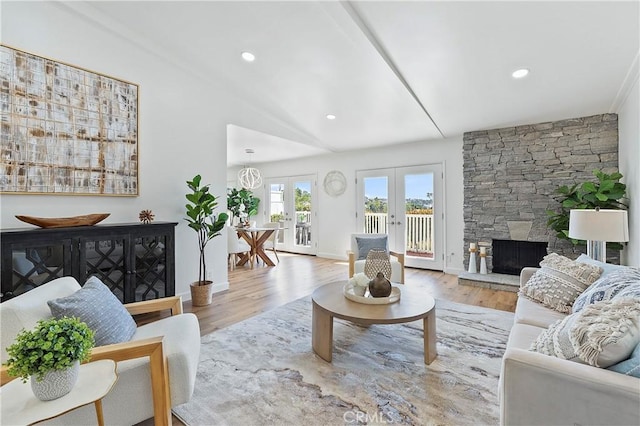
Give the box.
[480,247,488,274]
[369,272,392,297]
[31,360,80,401]
[190,281,213,306]
[468,248,477,273]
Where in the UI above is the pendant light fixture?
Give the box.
[237,148,263,190]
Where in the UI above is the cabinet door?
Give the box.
[132,230,175,301]
[78,235,131,302]
[1,241,73,301]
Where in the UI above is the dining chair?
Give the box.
[260,222,281,264]
[227,226,252,270]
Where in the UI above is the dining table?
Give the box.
[235,227,277,267]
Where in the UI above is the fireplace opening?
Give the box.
[492,240,548,275]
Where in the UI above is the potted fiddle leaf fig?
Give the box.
[227,188,260,227]
[185,174,229,306]
[4,317,94,401]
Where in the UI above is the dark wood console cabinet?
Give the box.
[1,222,177,303]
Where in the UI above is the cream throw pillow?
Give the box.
[520,253,602,313]
[530,297,640,367]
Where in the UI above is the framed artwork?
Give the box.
[0,45,139,196]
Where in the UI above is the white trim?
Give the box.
[178,281,229,301]
[611,50,640,113]
[444,267,464,276]
[317,252,347,261]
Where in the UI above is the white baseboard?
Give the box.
[179,281,230,301]
[212,281,230,294]
[444,267,464,276]
[316,252,348,261]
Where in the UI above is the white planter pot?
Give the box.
[30,360,80,401]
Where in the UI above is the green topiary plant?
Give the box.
[547,170,627,248]
[185,175,229,285]
[4,317,94,383]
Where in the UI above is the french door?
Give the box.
[265,175,317,255]
[356,164,443,270]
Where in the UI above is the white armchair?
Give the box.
[347,233,405,283]
[1,277,200,425]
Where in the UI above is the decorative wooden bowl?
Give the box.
[15,213,110,228]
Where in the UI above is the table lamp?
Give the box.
[568,209,629,262]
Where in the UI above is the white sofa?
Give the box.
[499,267,640,426]
[1,277,201,425]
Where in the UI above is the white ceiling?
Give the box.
[83,1,639,166]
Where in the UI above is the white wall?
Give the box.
[0,2,298,298]
[617,69,640,267]
[232,137,466,275]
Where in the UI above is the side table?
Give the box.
[0,359,118,426]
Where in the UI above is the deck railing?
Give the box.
[364,213,434,254]
[295,211,312,223]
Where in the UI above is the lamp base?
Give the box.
[586,240,607,263]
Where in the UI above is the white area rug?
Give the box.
[173,296,514,425]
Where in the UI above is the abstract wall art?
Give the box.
[0,45,139,196]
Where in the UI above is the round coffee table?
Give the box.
[311,281,437,364]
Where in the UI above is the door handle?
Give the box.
[389,221,395,225]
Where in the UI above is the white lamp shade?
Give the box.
[568,209,629,242]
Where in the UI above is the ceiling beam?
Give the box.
[340,1,445,138]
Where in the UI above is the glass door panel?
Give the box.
[294,179,312,250]
[357,165,443,271]
[265,175,316,255]
[396,165,442,269]
[356,169,394,235]
[268,182,286,244]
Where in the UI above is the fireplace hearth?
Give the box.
[492,239,548,275]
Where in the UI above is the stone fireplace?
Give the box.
[463,113,619,272]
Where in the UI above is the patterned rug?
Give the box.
[173,295,514,425]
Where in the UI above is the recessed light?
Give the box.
[326,114,336,120]
[241,51,255,62]
[512,68,529,79]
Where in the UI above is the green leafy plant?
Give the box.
[227,188,260,223]
[547,170,627,247]
[4,317,94,383]
[185,175,229,284]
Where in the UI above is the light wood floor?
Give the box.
[183,252,518,337]
[140,252,517,425]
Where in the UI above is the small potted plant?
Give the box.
[185,174,228,306]
[227,187,260,227]
[4,317,94,401]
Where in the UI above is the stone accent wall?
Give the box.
[463,113,619,271]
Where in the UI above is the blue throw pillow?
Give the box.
[576,254,626,277]
[607,342,640,378]
[48,276,137,346]
[355,236,388,260]
[572,267,640,313]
